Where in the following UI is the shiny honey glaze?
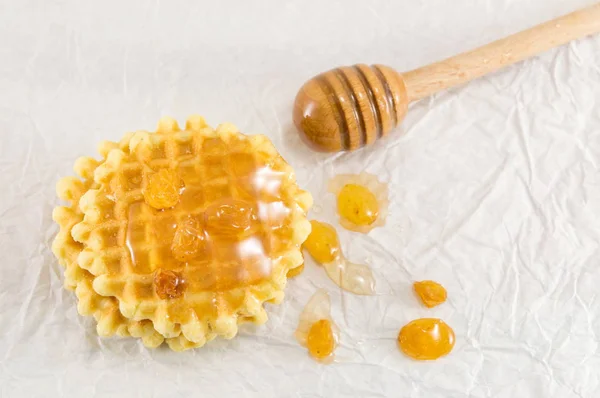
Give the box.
[303,220,375,295]
[398,318,455,360]
[124,136,294,297]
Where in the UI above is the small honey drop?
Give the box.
[303,220,375,295]
[413,280,447,308]
[307,319,335,360]
[328,173,388,233]
[154,269,186,299]
[398,318,455,360]
[287,262,305,278]
[143,169,184,209]
[294,289,339,363]
[337,183,379,226]
[303,220,340,264]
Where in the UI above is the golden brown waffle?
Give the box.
[52,115,312,350]
[52,142,166,348]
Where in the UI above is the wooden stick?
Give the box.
[293,3,600,152]
[403,3,600,102]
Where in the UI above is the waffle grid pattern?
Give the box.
[52,115,312,350]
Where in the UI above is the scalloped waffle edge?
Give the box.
[52,115,312,350]
[52,149,167,349]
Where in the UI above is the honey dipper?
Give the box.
[293,4,600,152]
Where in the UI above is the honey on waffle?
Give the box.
[53,115,312,349]
[53,146,166,348]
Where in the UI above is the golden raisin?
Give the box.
[204,199,255,236]
[337,184,379,226]
[154,269,185,299]
[413,280,447,308]
[287,262,305,278]
[171,216,207,262]
[398,318,455,360]
[303,220,340,264]
[307,319,335,360]
[143,169,184,209]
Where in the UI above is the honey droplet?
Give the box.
[295,289,339,363]
[154,269,186,299]
[303,220,375,295]
[413,280,447,308]
[307,319,335,360]
[337,183,379,226]
[303,220,340,264]
[204,198,256,236]
[171,216,207,262]
[328,173,388,233]
[287,262,304,278]
[398,318,455,360]
[143,169,184,209]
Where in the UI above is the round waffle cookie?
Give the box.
[52,115,312,350]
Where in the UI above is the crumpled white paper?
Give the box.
[1,0,599,396]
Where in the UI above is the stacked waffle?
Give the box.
[52,116,312,351]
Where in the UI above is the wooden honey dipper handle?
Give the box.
[293,3,600,152]
[403,4,600,102]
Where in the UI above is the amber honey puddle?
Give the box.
[124,147,293,297]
